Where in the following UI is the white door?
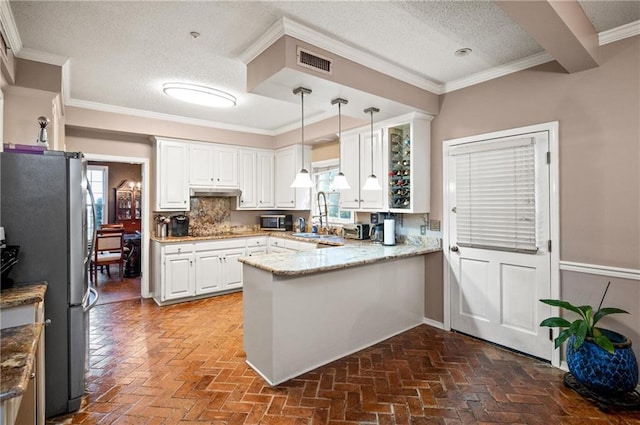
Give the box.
[189,144,215,186]
[164,253,194,300]
[239,150,257,208]
[195,250,222,294]
[258,152,275,208]
[360,129,384,210]
[223,249,245,289]
[214,147,239,188]
[447,131,552,360]
[340,134,361,209]
[275,148,296,208]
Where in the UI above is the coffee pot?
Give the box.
[370,223,384,243]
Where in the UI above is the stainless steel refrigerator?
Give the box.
[0,150,98,418]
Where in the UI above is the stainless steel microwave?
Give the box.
[260,214,293,231]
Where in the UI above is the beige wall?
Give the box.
[311,140,339,163]
[66,106,273,149]
[432,36,640,269]
[3,86,61,149]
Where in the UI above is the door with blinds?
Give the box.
[447,131,552,360]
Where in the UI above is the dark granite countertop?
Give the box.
[0,323,43,401]
[0,281,47,309]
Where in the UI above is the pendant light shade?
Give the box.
[330,98,350,190]
[362,107,381,191]
[290,87,314,188]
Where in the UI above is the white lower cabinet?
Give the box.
[163,244,195,301]
[152,236,316,305]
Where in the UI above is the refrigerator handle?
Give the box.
[84,287,99,312]
[84,179,98,307]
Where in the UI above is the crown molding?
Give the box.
[0,0,21,52]
[65,98,277,136]
[443,52,554,93]
[238,18,286,64]
[598,20,640,46]
[239,16,443,95]
[16,47,68,66]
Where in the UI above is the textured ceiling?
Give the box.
[7,1,640,135]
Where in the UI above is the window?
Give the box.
[312,160,353,225]
[87,165,108,236]
[452,137,538,253]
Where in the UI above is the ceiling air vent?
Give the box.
[297,47,332,75]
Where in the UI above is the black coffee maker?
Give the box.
[171,215,189,237]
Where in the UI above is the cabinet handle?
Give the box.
[290,200,294,204]
[44,319,52,326]
[217,178,220,181]
[30,372,36,380]
[184,200,187,204]
[354,198,358,202]
[190,260,193,266]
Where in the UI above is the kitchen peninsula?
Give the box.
[239,241,440,386]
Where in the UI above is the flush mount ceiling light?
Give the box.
[162,82,236,107]
[362,107,382,191]
[290,87,315,189]
[330,97,350,190]
[455,47,473,57]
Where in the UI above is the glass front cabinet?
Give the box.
[115,181,142,232]
[386,113,431,213]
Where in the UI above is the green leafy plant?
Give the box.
[540,281,629,354]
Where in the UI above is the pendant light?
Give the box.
[362,107,382,191]
[330,98,350,190]
[290,87,314,188]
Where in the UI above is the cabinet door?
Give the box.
[238,150,257,208]
[340,135,361,209]
[189,143,215,186]
[258,152,275,208]
[222,249,244,289]
[164,253,194,300]
[195,251,222,294]
[360,129,384,210]
[157,140,189,210]
[275,148,296,208]
[214,147,239,188]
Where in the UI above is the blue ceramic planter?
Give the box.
[567,329,639,394]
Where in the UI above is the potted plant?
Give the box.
[540,282,638,394]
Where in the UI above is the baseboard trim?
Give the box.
[423,317,445,330]
[559,261,640,281]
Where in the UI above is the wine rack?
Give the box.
[388,124,411,210]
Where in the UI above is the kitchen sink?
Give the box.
[292,233,322,239]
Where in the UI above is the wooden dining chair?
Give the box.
[92,230,125,284]
[101,223,124,230]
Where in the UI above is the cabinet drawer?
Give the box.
[195,239,246,252]
[283,240,299,251]
[163,243,193,255]
[245,237,268,247]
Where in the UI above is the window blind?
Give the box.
[452,137,538,253]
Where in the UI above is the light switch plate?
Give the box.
[420,225,426,235]
[429,220,441,231]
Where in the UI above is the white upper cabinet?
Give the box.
[257,151,275,208]
[338,112,432,213]
[339,130,384,211]
[214,146,239,188]
[155,138,190,211]
[189,142,238,188]
[238,149,258,208]
[237,149,275,210]
[274,145,311,210]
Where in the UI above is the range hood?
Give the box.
[189,187,242,197]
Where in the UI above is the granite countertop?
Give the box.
[0,323,43,401]
[150,231,347,246]
[239,243,441,276]
[0,282,47,309]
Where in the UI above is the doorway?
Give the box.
[443,122,560,364]
[84,153,151,301]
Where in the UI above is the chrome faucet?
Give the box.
[317,191,328,229]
